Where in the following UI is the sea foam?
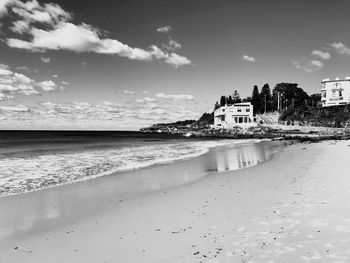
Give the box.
[0,139,260,197]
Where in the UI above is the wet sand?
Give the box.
[1,140,350,262]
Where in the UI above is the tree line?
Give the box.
[214,83,321,115]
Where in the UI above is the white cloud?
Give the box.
[0,104,30,112]
[0,0,12,17]
[38,80,56,91]
[157,25,171,33]
[13,72,32,84]
[41,56,51,63]
[135,97,156,103]
[163,38,182,50]
[10,20,30,34]
[156,93,194,101]
[29,9,52,23]
[0,64,40,99]
[0,63,64,100]
[9,0,71,23]
[2,1,191,67]
[311,50,331,60]
[0,96,208,129]
[164,53,191,67]
[124,89,136,95]
[310,60,323,68]
[292,58,323,73]
[329,42,350,55]
[243,55,255,62]
[16,65,30,71]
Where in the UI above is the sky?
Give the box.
[1,0,350,130]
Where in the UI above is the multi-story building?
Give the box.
[321,77,350,107]
[213,102,254,129]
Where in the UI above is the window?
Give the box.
[234,117,238,123]
[221,116,225,121]
[237,109,242,112]
[246,109,250,112]
[239,117,243,123]
[244,117,248,123]
[222,109,225,112]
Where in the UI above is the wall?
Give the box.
[322,79,350,107]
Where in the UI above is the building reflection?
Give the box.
[214,144,270,172]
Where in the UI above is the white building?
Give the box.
[321,77,350,107]
[213,102,254,129]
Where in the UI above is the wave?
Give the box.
[0,139,262,197]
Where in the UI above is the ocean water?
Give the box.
[0,131,260,197]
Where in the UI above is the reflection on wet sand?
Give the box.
[0,141,285,240]
[214,143,273,172]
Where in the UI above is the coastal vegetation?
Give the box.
[142,82,350,133]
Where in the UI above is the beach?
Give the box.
[1,139,350,262]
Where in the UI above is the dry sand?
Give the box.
[1,140,350,263]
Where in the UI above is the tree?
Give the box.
[197,112,214,125]
[220,95,227,106]
[214,101,220,110]
[232,90,241,103]
[242,96,251,103]
[228,95,233,105]
[309,93,321,108]
[259,83,272,113]
[251,85,260,114]
[272,83,309,110]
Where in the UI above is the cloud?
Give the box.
[2,1,191,67]
[329,42,350,55]
[162,38,182,50]
[0,104,30,112]
[16,65,30,72]
[9,0,71,23]
[310,60,323,68]
[164,53,191,67]
[0,94,208,129]
[157,25,171,33]
[38,80,56,91]
[124,89,136,95]
[41,56,51,63]
[0,63,64,100]
[311,50,331,60]
[243,55,255,62]
[292,59,323,73]
[156,93,194,101]
[135,97,156,103]
[10,20,30,34]
[0,64,39,99]
[0,0,12,17]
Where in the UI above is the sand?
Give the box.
[1,140,350,263]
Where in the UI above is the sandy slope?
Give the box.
[1,140,350,263]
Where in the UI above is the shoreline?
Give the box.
[1,139,350,262]
[0,141,285,233]
[0,138,267,198]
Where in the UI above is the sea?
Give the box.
[0,131,270,198]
